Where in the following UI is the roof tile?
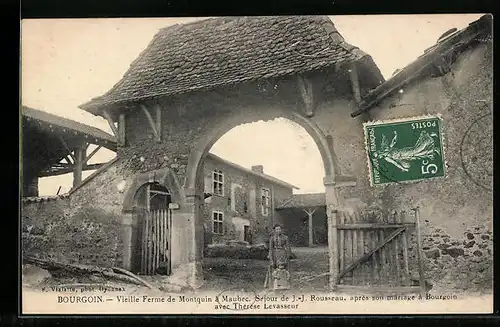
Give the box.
[80,16,371,113]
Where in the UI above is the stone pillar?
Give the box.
[121,212,134,271]
[169,188,204,289]
[324,175,341,291]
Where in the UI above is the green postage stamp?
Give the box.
[363,115,446,186]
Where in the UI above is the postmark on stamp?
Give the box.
[363,115,446,186]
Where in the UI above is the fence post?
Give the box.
[328,205,339,290]
[413,206,427,297]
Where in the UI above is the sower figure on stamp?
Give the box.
[267,224,291,291]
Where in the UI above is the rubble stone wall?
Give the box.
[22,199,123,268]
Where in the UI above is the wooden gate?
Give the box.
[140,208,172,275]
[335,207,426,294]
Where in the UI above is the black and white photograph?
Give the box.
[20,14,493,314]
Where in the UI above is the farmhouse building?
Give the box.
[202,153,298,245]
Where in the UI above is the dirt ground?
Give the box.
[201,247,330,292]
[23,246,493,297]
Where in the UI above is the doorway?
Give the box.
[133,182,172,276]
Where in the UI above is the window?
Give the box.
[213,211,224,235]
[261,188,270,216]
[212,170,224,196]
[243,201,248,213]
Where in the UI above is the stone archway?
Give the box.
[183,108,346,289]
[121,168,183,273]
[185,111,337,194]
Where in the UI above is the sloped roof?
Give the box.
[22,106,117,150]
[351,14,492,117]
[206,153,299,190]
[80,16,380,114]
[276,192,325,209]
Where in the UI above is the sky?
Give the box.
[21,14,484,196]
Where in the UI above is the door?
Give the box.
[138,183,172,275]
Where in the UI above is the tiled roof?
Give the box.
[277,193,325,209]
[80,16,376,114]
[22,106,117,150]
[351,14,492,117]
[206,153,299,190]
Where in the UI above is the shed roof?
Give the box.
[351,14,492,117]
[276,192,325,210]
[22,106,117,150]
[79,16,382,114]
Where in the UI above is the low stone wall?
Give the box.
[22,200,124,268]
[418,222,493,292]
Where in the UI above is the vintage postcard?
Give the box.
[20,14,493,315]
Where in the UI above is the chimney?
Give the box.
[251,165,264,174]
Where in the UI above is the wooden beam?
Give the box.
[303,208,317,247]
[65,155,74,165]
[53,162,71,168]
[39,163,106,177]
[118,113,125,146]
[102,110,119,137]
[83,142,90,153]
[327,206,339,290]
[338,223,416,230]
[155,104,162,141]
[59,136,76,162]
[72,145,84,188]
[413,207,427,297]
[338,227,405,281]
[84,145,102,165]
[140,104,160,142]
[348,63,362,104]
[296,75,315,117]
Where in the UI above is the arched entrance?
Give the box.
[183,108,345,289]
[131,182,173,276]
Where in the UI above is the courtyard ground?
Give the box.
[201,246,330,292]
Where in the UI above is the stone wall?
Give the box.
[409,221,493,292]
[352,41,493,291]
[348,42,493,239]
[22,198,123,268]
